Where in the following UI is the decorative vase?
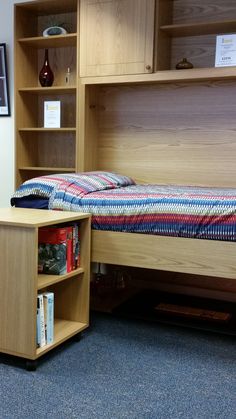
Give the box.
[39,49,54,87]
[176,58,193,70]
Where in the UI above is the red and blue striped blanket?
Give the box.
[11,172,236,241]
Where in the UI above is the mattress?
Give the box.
[11,172,236,241]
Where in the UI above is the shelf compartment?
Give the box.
[16,130,76,183]
[160,20,236,38]
[15,1,78,42]
[16,44,77,88]
[18,33,77,48]
[17,0,78,16]
[36,319,87,357]
[16,91,76,128]
[38,267,85,290]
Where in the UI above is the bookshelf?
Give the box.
[0,208,91,370]
[14,0,79,187]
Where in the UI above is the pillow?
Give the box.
[11,172,135,206]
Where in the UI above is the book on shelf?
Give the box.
[43,292,54,345]
[36,294,46,348]
[72,222,80,269]
[54,222,81,270]
[36,292,54,347]
[38,226,70,275]
[38,223,81,275]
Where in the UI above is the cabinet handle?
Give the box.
[145,65,152,72]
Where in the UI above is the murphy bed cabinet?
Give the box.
[14,0,79,187]
[0,208,91,370]
[14,0,236,300]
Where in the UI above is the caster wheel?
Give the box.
[73,332,82,342]
[26,360,37,371]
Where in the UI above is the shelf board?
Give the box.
[36,319,88,357]
[18,86,77,94]
[81,66,236,86]
[18,128,76,132]
[38,267,85,290]
[160,19,236,37]
[18,33,77,48]
[19,167,75,172]
[19,0,77,15]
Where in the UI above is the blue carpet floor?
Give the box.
[0,313,235,419]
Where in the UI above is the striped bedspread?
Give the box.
[11,172,236,241]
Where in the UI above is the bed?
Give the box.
[11,171,236,281]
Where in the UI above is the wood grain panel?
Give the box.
[0,226,37,358]
[173,0,236,25]
[171,34,216,69]
[93,81,236,186]
[154,0,172,70]
[92,230,236,279]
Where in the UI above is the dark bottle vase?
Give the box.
[39,49,54,87]
[176,58,193,70]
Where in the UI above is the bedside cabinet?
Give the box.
[0,208,91,370]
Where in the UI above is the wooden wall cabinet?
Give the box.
[80,0,236,77]
[14,0,79,187]
[79,0,155,77]
[0,208,91,369]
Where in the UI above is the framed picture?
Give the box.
[0,43,10,116]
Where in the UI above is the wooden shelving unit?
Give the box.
[14,0,79,187]
[0,208,91,369]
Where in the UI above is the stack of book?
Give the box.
[38,223,80,275]
[36,292,54,347]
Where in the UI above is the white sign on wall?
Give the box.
[215,34,236,67]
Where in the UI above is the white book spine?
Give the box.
[36,296,41,347]
[43,292,54,344]
[38,293,46,347]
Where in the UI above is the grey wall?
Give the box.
[0,0,36,206]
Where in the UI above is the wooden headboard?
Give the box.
[82,80,236,187]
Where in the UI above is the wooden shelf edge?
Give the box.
[18,167,76,172]
[81,67,236,86]
[18,86,77,94]
[36,319,88,358]
[18,33,77,48]
[38,267,85,290]
[18,128,76,132]
[160,19,236,37]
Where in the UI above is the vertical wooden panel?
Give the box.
[0,226,37,358]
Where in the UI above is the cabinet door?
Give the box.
[80,0,155,76]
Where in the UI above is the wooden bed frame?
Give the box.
[78,78,236,298]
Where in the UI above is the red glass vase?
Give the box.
[39,49,54,87]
